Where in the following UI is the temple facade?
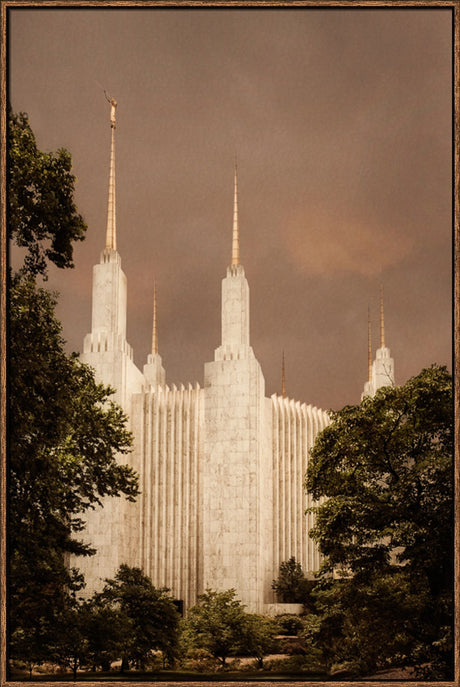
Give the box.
[74,101,393,613]
[362,295,395,400]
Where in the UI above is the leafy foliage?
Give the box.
[305,365,453,677]
[272,557,315,607]
[8,110,86,277]
[182,589,247,667]
[240,614,278,669]
[7,111,138,674]
[8,274,139,670]
[49,599,90,680]
[83,600,132,672]
[9,273,138,549]
[96,565,181,669]
[275,613,305,636]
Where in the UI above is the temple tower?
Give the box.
[203,164,273,612]
[143,282,166,388]
[81,96,144,411]
[362,308,374,398]
[362,287,395,399]
[88,97,126,346]
[77,97,144,591]
[74,105,333,610]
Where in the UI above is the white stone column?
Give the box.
[143,353,166,389]
[372,346,395,391]
[76,245,145,595]
[220,264,250,353]
[91,248,127,339]
[202,263,272,612]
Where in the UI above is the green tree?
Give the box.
[272,557,315,607]
[9,618,53,680]
[299,613,328,673]
[7,110,138,674]
[240,614,278,669]
[305,365,453,677]
[307,572,428,676]
[84,600,132,672]
[8,110,86,278]
[9,276,138,551]
[50,598,90,680]
[8,274,139,672]
[182,589,246,668]
[275,614,304,636]
[97,565,180,670]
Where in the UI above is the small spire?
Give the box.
[105,93,117,251]
[282,350,286,397]
[368,307,372,383]
[231,159,240,267]
[380,284,385,349]
[152,281,158,355]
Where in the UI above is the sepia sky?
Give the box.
[8,4,453,411]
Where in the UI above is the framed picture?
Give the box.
[2,1,458,684]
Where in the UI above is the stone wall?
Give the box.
[131,383,203,609]
[271,395,329,579]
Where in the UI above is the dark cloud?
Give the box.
[9,6,453,410]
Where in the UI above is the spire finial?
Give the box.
[368,307,372,382]
[152,281,158,355]
[231,159,240,267]
[380,284,385,349]
[105,93,117,251]
[282,350,286,398]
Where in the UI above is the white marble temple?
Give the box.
[72,104,392,613]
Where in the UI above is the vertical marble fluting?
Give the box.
[131,383,203,607]
[271,395,329,581]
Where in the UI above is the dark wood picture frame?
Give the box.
[1,2,458,686]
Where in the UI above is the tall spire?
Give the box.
[105,93,117,251]
[380,284,385,349]
[281,350,286,397]
[231,159,240,267]
[152,281,158,355]
[368,307,372,383]
[144,279,166,388]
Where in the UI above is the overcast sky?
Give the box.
[8,5,453,411]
